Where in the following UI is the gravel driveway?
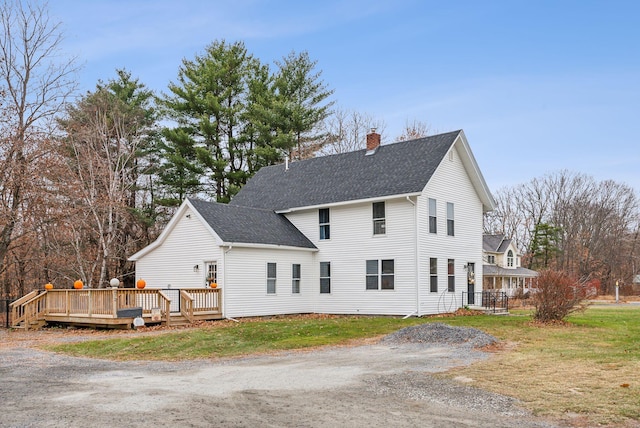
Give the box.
[0,324,557,428]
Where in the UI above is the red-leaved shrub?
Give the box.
[532,270,596,323]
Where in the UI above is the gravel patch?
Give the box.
[381,322,498,348]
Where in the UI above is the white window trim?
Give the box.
[428,198,437,234]
[320,261,331,294]
[372,201,386,236]
[366,259,395,291]
[319,208,330,241]
[292,263,301,294]
[446,202,454,237]
[266,262,277,295]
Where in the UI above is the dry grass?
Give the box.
[442,307,640,427]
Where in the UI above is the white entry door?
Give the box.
[205,262,218,287]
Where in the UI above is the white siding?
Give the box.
[135,207,223,290]
[224,247,315,318]
[417,143,484,315]
[285,198,418,316]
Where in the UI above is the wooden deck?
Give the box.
[9,288,223,330]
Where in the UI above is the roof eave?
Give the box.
[221,242,318,252]
[454,131,496,212]
[275,192,422,214]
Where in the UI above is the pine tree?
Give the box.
[273,51,334,160]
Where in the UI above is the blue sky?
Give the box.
[49,0,640,192]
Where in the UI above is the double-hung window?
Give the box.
[320,262,331,293]
[372,202,385,235]
[428,198,437,234]
[507,250,514,267]
[319,208,330,240]
[447,259,455,292]
[447,202,454,236]
[429,258,438,292]
[267,262,277,294]
[366,259,394,290]
[292,264,301,294]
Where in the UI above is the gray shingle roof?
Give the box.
[483,234,511,253]
[188,198,316,249]
[230,130,461,211]
[483,265,538,277]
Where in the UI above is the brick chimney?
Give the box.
[366,128,381,151]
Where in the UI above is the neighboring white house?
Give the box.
[482,234,538,297]
[129,130,495,318]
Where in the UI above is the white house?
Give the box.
[129,130,495,318]
[482,234,538,297]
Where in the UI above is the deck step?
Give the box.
[168,315,190,326]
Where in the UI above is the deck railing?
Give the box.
[10,287,221,329]
[462,291,509,313]
[180,290,194,323]
[9,290,40,328]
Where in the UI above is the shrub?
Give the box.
[532,269,596,323]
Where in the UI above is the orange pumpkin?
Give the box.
[73,280,83,289]
[136,279,146,289]
[44,283,54,290]
[210,282,218,289]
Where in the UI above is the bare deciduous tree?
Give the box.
[394,118,433,142]
[57,82,153,288]
[318,108,386,155]
[485,170,640,293]
[0,0,76,296]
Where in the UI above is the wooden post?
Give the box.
[112,287,118,318]
[165,296,171,327]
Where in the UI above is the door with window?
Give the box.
[467,262,475,304]
[205,262,218,288]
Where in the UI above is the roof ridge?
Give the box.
[188,197,276,213]
[259,129,462,170]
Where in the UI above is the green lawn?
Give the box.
[46,315,428,360]
[45,307,640,426]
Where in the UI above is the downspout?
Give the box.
[223,245,233,320]
[406,196,420,317]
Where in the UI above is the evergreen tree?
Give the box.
[273,51,334,159]
[161,40,254,203]
[158,42,335,204]
[529,222,562,269]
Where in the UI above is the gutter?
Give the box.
[406,196,420,317]
[222,245,232,318]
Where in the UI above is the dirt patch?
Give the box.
[0,326,557,428]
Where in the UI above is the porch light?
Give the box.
[109,278,120,288]
[193,264,200,273]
